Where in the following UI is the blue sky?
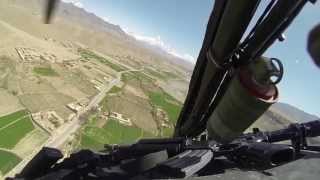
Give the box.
[62,0,214,62]
[264,2,320,117]
[62,0,320,117]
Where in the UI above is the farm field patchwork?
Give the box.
[148,91,182,137]
[99,70,182,138]
[122,71,154,84]
[18,93,75,118]
[33,67,59,76]
[105,95,157,132]
[0,110,35,149]
[79,117,152,151]
[0,110,49,176]
[0,89,24,118]
[148,91,182,123]
[78,48,127,72]
[0,150,21,175]
[144,67,179,81]
[108,86,122,94]
[62,70,99,97]
[0,1,191,177]
[0,110,28,128]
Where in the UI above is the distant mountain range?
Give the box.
[1,0,194,73]
[270,102,319,123]
[57,1,195,71]
[56,2,128,38]
[3,0,318,125]
[249,102,319,132]
[59,1,319,124]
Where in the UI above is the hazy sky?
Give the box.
[264,3,320,117]
[62,0,214,62]
[62,0,320,117]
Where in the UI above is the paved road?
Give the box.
[5,69,139,178]
[46,69,140,148]
[47,78,119,148]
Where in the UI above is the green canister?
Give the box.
[207,57,280,143]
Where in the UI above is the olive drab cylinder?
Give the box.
[206,57,280,143]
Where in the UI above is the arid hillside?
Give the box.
[0,0,193,73]
[0,1,193,176]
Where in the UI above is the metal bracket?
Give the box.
[289,123,308,153]
[206,49,231,69]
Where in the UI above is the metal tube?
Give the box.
[176,0,260,137]
[174,0,228,136]
[241,0,308,61]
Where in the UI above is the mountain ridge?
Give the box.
[58,1,195,70]
[270,102,319,123]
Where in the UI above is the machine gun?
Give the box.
[8,120,320,180]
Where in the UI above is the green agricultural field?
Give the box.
[33,67,59,76]
[0,150,21,175]
[145,68,179,80]
[0,110,28,128]
[121,71,154,84]
[104,119,142,144]
[78,48,127,72]
[145,68,166,80]
[78,68,183,150]
[120,70,182,137]
[162,127,174,137]
[80,117,151,151]
[162,71,179,79]
[108,86,122,94]
[0,116,34,149]
[121,72,133,82]
[148,91,182,123]
[80,133,104,151]
[134,71,154,82]
[148,90,182,137]
[99,93,110,112]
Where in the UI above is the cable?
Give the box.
[240,0,276,49]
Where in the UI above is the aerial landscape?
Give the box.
[0,0,191,177]
[0,0,319,178]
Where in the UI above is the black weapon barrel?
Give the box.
[304,120,320,137]
[17,147,63,179]
[234,142,295,167]
[267,120,320,143]
[110,143,183,161]
[137,137,185,145]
